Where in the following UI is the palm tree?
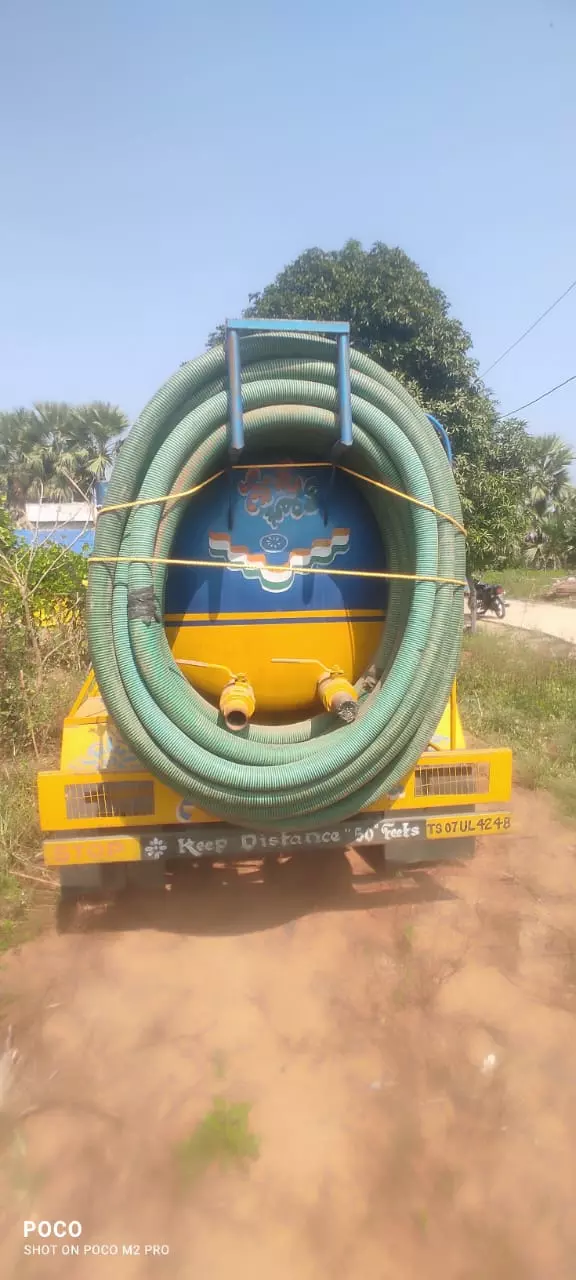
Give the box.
[0,409,38,511]
[0,402,128,512]
[69,402,128,488]
[524,505,576,570]
[527,434,574,520]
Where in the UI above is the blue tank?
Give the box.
[164,462,388,714]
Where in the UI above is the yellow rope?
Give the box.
[98,460,465,534]
[336,463,466,534]
[89,553,466,587]
[99,469,226,514]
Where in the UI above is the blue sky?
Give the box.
[1,0,575,456]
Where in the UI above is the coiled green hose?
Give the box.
[88,334,465,829]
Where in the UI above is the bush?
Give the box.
[0,503,88,751]
[0,619,34,752]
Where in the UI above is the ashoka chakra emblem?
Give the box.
[260,533,288,553]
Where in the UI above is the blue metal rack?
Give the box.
[225,318,353,455]
[224,319,453,468]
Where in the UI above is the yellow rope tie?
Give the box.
[89,554,467,587]
[98,461,466,534]
[98,469,226,515]
[335,464,466,535]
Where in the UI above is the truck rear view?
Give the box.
[37,320,512,909]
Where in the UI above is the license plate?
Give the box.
[425,813,511,840]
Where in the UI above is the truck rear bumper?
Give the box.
[44,808,511,872]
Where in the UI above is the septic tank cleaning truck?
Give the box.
[37,320,512,912]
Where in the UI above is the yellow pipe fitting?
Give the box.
[317,668,359,723]
[219,674,256,732]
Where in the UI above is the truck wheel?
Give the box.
[56,891,81,934]
[56,881,108,932]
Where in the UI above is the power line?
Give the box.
[479,276,576,380]
[501,373,576,418]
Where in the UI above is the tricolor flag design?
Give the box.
[207,528,351,593]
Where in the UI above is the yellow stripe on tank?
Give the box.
[166,616,386,713]
[164,608,386,623]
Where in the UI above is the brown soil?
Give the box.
[2,788,576,1279]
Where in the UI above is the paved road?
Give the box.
[499,598,576,644]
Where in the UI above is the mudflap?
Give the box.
[382,835,476,868]
[56,860,166,931]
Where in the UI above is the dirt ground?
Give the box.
[1,789,576,1280]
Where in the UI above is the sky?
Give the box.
[1,0,575,458]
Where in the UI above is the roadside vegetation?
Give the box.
[459,629,576,818]
[0,505,84,945]
[0,401,126,513]
[176,1097,260,1183]
[0,674,80,949]
[496,568,567,600]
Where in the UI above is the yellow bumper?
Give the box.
[38,747,512,836]
[43,807,511,867]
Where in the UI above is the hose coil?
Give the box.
[88,333,465,829]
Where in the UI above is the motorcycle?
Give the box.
[467,578,507,619]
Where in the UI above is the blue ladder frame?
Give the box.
[225,318,353,456]
[224,319,453,466]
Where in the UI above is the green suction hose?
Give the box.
[88,333,465,829]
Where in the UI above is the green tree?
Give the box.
[209,240,533,568]
[527,433,574,520]
[457,464,529,569]
[0,401,128,513]
[524,505,576,570]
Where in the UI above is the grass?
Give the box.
[496,568,567,600]
[0,759,43,949]
[211,1049,229,1081]
[175,1097,260,1182]
[459,628,576,816]
[0,667,81,944]
[391,920,465,1010]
